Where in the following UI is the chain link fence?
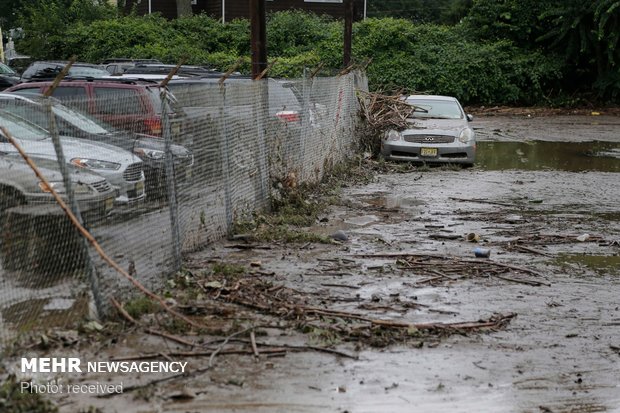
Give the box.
[0,70,368,345]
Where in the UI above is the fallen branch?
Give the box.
[449,197,519,208]
[490,273,549,287]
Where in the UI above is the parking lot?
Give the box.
[5,113,617,412]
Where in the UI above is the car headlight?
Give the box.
[134,148,165,160]
[458,127,474,143]
[386,130,401,141]
[39,181,66,194]
[70,158,121,170]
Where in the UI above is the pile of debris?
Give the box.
[357,91,417,155]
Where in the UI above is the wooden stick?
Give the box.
[146,328,196,348]
[513,244,554,257]
[160,57,186,88]
[44,56,76,97]
[309,62,325,79]
[229,339,358,360]
[490,274,549,287]
[208,327,252,367]
[338,64,356,76]
[219,57,243,84]
[110,297,137,324]
[255,59,278,81]
[448,197,517,208]
[250,330,260,358]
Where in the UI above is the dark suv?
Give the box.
[102,58,163,75]
[20,61,109,82]
[7,78,167,136]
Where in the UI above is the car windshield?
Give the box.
[52,104,110,135]
[0,63,16,75]
[406,98,463,120]
[0,110,48,141]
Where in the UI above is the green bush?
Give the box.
[266,10,336,57]
[14,7,567,105]
[353,20,563,104]
[269,51,322,78]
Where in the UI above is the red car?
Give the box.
[7,78,166,136]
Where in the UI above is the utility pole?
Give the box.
[343,0,353,67]
[250,0,267,79]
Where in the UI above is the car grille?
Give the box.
[403,135,455,144]
[91,180,112,193]
[123,162,143,182]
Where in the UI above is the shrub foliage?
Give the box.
[13,3,618,105]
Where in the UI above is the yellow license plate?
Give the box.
[136,181,144,194]
[420,147,438,157]
[105,197,114,211]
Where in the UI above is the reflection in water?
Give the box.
[477,141,620,172]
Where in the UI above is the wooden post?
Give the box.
[250,0,267,79]
[344,0,353,67]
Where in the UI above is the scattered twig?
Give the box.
[490,273,549,287]
[146,328,196,348]
[250,330,260,358]
[225,244,273,250]
[110,297,137,324]
[209,327,253,367]
[320,283,361,289]
[449,197,518,208]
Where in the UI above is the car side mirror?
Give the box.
[466,114,474,122]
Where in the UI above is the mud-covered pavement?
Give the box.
[6,114,620,413]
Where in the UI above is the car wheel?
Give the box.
[0,187,26,218]
[0,187,25,233]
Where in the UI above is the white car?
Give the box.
[381,95,476,166]
[0,110,145,205]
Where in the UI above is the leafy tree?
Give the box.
[538,0,620,98]
[462,0,560,47]
[17,0,116,59]
[441,0,474,24]
[266,10,337,57]
[0,0,23,29]
[462,0,620,98]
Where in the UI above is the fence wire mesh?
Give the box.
[0,70,368,344]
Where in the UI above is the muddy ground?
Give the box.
[3,113,620,413]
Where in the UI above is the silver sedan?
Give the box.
[0,110,145,205]
[381,95,476,166]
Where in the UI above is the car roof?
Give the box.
[29,61,101,67]
[406,95,458,102]
[102,58,162,64]
[13,77,160,87]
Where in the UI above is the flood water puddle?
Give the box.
[556,254,620,275]
[477,141,620,172]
